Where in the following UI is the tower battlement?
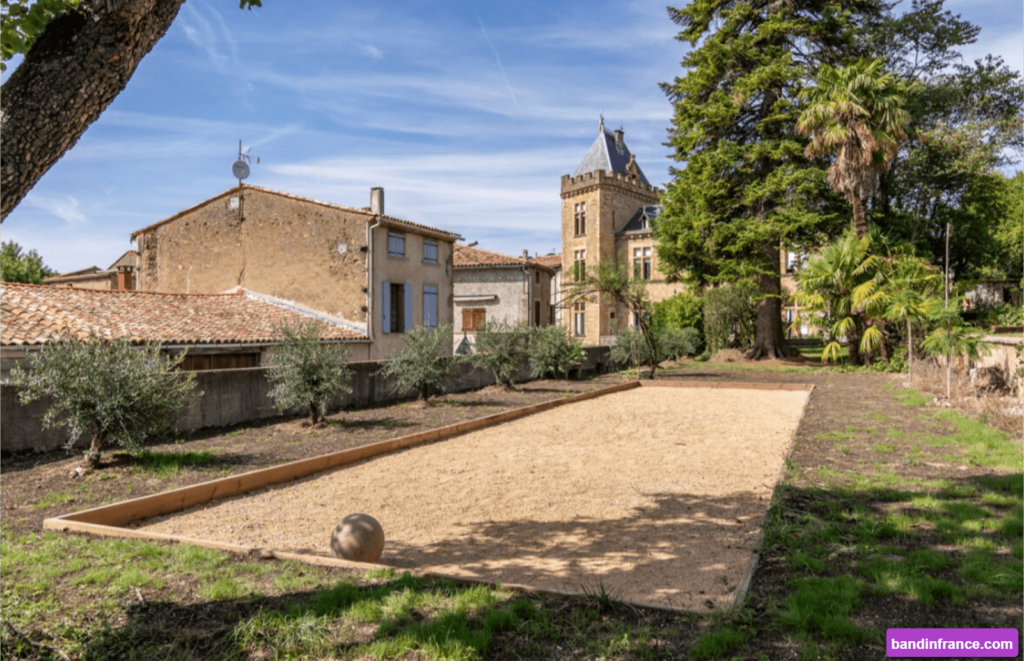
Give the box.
[560,170,659,198]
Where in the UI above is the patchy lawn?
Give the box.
[2,368,1020,660]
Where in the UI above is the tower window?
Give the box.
[633,247,652,280]
[574,301,586,336]
[573,249,587,282]
[574,202,587,236]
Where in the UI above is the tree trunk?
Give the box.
[847,325,862,366]
[309,403,321,425]
[1,0,186,221]
[906,318,913,382]
[851,197,869,239]
[86,421,106,468]
[749,251,791,359]
[420,383,430,404]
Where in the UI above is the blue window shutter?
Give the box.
[404,284,413,332]
[381,281,391,334]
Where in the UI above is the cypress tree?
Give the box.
[656,0,882,358]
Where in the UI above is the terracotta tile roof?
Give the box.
[130,186,462,241]
[453,245,554,273]
[533,254,562,270]
[1,282,366,347]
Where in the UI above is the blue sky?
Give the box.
[2,0,1021,273]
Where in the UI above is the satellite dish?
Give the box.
[232,160,250,181]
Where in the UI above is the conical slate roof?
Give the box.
[573,119,650,186]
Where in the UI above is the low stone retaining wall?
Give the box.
[1,346,612,455]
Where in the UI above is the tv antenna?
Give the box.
[232,140,260,187]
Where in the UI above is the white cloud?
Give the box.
[364,45,383,59]
[25,195,89,224]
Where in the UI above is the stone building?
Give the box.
[44,250,139,291]
[559,120,682,346]
[452,244,554,350]
[131,185,462,359]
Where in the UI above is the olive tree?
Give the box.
[528,325,586,380]
[9,335,199,467]
[266,321,352,424]
[378,324,458,404]
[469,322,529,388]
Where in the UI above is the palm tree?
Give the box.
[855,252,941,380]
[797,58,911,238]
[791,230,883,365]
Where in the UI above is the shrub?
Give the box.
[977,302,1024,327]
[378,324,457,403]
[612,326,701,374]
[703,282,756,354]
[653,290,703,338]
[469,322,529,388]
[528,325,586,380]
[9,336,199,467]
[266,321,352,424]
[660,326,702,360]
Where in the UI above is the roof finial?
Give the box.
[599,114,604,132]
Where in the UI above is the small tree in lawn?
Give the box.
[266,321,351,425]
[469,322,529,388]
[568,262,657,378]
[378,324,458,404]
[528,325,586,380]
[9,336,199,468]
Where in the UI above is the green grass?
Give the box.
[230,573,547,660]
[133,450,217,478]
[893,389,929,407]
[780,575,873,644]
[33,491,75,510]
[690,626,747,661]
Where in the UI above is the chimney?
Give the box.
[614,128,625,151]
[370,187,384,216]
[522,249,529,261]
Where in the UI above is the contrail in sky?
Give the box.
[476,12,519,108]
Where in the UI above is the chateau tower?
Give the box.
[560,118,660,345]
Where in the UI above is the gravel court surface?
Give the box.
[139,386,811,610]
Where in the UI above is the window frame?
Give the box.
[389,282,405,332]
[573,248,586,282]
[573,202,587,236]
[573,301,586,337]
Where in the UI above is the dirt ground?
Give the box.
[1,379,611,537]
[138,386,811,611]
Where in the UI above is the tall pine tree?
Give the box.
[656,0,882,358]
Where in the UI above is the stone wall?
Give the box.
[1,347,613,455]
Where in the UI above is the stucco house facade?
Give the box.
[130,185,462,359]
[452,244,554,350]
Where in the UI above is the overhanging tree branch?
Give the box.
[1,0,185,221]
